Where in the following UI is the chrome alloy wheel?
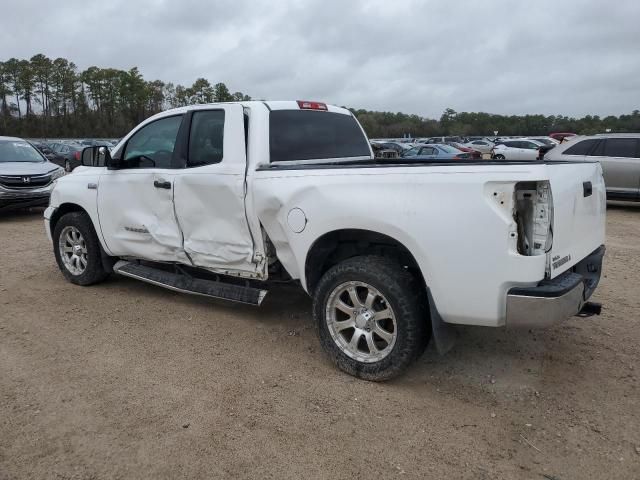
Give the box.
[58,225,88,275]
[325,281,397,363]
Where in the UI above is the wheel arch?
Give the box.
[304,229,427,297]
[50,203,115,273]
[49,203,89,234]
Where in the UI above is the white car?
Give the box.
[44,100,606,381]
[492,139,545,160]
[528,137,560,146]
[463,139,494,154]
[545,134,640,201]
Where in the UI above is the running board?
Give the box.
[113,261,268,306]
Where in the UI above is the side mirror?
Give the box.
[81,146,112,167]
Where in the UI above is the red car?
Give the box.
[549,132,576,142]
[446,142,482,159]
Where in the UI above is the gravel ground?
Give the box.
[1,205,639,480]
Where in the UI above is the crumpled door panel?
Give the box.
[98,171,189,263]
[174,172,256,274]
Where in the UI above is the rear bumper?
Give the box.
[506,245,605,328]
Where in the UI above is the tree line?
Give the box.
[0,54,638,139]
[355,107,640,139]
[0,54,251,138]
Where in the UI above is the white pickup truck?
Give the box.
[44,100,606,380]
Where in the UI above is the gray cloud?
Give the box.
[2,0,639,117]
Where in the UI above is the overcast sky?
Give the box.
[2,0,639,118]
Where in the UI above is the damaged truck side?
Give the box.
[44,101,606,380]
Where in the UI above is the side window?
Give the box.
[188,110,225,167]
[565,139,599,156]
[504,141,517,148]
[602,138,638,158]
[421,147,435,155]
[123,115,183,169]
[403,147,418,157]
[61,146,69,153]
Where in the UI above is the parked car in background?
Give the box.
[537,144,557,160]
[445,142,481,159]
[549,132,576,142]
[420,136,465,144]
[31,142,57,161]
[80,139,114,147]
[371,141,410,155]
[401,143,472,160]
[463,139,494,154]
[0,136,65,211]
[544,134,640,201]
[48,142,84,172]
[491,139,544,160]
[371,142,399,159]
[528,137,559,146]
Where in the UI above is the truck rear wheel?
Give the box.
[53,212,109,286]
[313,256,429,381]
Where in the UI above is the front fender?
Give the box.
[48,170,110,255]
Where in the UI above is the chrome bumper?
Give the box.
[506,246,605,328]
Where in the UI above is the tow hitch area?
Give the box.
[577,301,602,317]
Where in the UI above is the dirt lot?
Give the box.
[1,205,639,480]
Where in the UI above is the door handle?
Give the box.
[583,181,593,197]
[153,180,171,189]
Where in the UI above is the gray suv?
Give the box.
[0,136,65,211]
[545,134,640,201]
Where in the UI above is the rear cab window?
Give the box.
[269,109,371,162]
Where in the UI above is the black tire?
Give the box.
[65,160,71,172]
[313,256,429,381]
[494,154,505,160]
[53,211,109,286]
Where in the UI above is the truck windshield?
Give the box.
[269,110,371,162]
[0,140,44,163]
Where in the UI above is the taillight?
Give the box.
[297,100,328,111]
[74,151,81,161]
[514,181,553,258]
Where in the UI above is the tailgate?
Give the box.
[547,162,606,278]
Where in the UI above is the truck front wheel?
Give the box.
[313,256,429,381]
[53,212,109,286]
